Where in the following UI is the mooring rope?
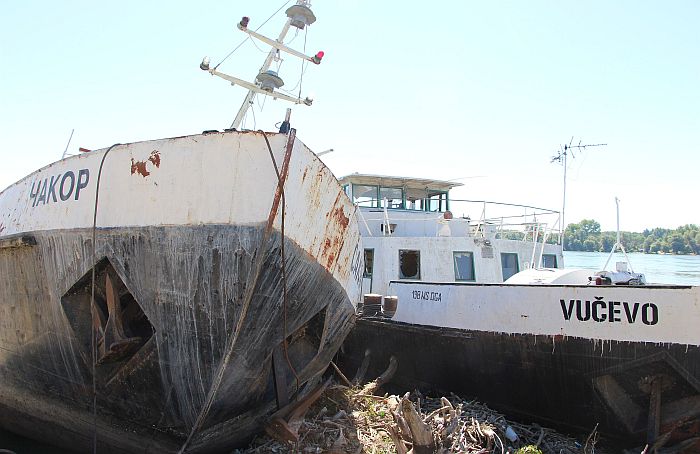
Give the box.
[260,131,301,393]
[177,132,296,453]
[89,143,120,454]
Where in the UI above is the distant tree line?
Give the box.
[563,219,700,254]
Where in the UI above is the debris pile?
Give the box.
[239,377,596,454]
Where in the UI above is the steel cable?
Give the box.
[89,143,121,454]
[260,132,301,394]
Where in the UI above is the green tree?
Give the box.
[583,239,598,252]
[563,220,699,254]
[670,235,689,254]
[564,219,601,251]
[579,219,601,236]
[600,233,615,252]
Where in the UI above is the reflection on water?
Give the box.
[563,251,700,285]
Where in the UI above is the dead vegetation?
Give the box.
[238,366,595,454]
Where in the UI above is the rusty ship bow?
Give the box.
[0,129,362,452]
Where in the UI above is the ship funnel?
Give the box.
[285,4,316,29]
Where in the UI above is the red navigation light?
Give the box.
[312,50,325,64]
[240,16,250,28]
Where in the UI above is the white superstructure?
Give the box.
[338,173,564,296]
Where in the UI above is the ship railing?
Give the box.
[448,198,561,243]
[355,198,561,243]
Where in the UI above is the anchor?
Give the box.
[92,273,142,364]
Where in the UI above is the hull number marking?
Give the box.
[412,290,442,302]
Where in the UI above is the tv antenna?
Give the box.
[550,137,607,246]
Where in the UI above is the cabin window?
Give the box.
[542,254,557,268]
[399,250,421,279]
[453,251,476,281]
[363,249,374,278]
[427,191,448,212]
[405,197,425,211]
[380,223,396,234]
[352,184,378,207]
[404,187,427,211]
[342,184,351,198]
[500,252,520,281]
[379,187,404,209]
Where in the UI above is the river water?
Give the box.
[563,251,700,285]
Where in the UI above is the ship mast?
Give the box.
[200,0,324,129]
[231,15,294,129]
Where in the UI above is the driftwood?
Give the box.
[399,395,436,453]
[352,348,371,385]
[329,360,353,388]
[264,378,331,444]
[360,355,398,395]
[386,423,409,454]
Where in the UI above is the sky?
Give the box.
[1,1,698,232]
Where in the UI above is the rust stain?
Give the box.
[242,130,268,136]
[318,191,353,272]
[130,158,150,177]
[326,253,336,269]
[266,131,295,230]
[326,236,342,270]
[321,234,345,271]
[148,150,161,168]
[332,206,349,230]
[322,238,332,257]
[130,150,161,177]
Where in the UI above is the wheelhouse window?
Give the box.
[379,187,404,209]
[352,184,378,207]
[427,191,448,212]
[500,252,519,281]
[348,182,451,213]
[453,251,475,281]
[405,188,425,211]
[542,254,557,268]
[399,250,421,279]
[363,249,374,278]
[405,197,425,211]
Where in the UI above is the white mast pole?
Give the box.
[561,148,567,246]
[602,197,635,273]
[615,196,621,245]
[231,18,295,129]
